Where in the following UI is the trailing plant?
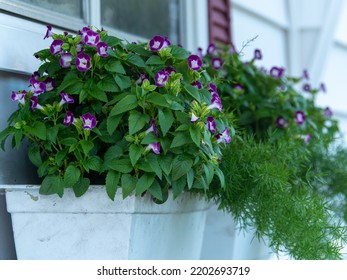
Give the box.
[0,26,233,201]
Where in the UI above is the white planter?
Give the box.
[3,185,208,260]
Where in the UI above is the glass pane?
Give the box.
[15,0,83,18]
[101,0,180,44]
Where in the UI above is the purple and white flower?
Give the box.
[146,142,161,154]
[145,118,159,136]
[216,127,231,144]
[81,113,97,130]
[165,66,176,75]
[301,134,312,145]
[303,83,311,92]
[208,93,223,112]
[44,78,54,91]
[11,90,27,104]
[76,44,83,53]
[50,39,64,55]
[234,84,244,91]
[320,83,327,93]
[270,67,285,79]
[275,116,288,128]
[76,52,91,72]
[254,49,262,60]
[208,83,218,93]
[212,57,223,70]
[31,71,40,80]
[136,73,148,84]
[84,29,100,46]
[30,96,43,111]
[191,80,202,89]
[229,43,237,53]
[162,37,171,49]
[207,116,216,133]
[303,69,310,80]
[207,43,216,55]
[155,69,169,87]
[80,27,91,43]
[43,25,53,39]
[59,52,73,68]
[63,111,76,127]
[149,36,164,51]
[190,112,199,123]
[97,42,109,57]
[59,92,74,106]
[30,79,46,95]
[294,110,306,125]
[324,107,333,117]
[197,47,203,59]
[188,55,202,71]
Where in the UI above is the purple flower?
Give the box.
[208,83,218,93]
[254,49,262,60]
[59,92,74,106]
[216,127,231,144]
[303,69,310,80]
[31,71,40,80]
[197,47,203,59]
[43,25,53,39]
[136,73,148,84]
[229,43,237,53]
[50,39,64,55]
[162,37,171,49]
[44,78,54,91]
[320,83,327,93]
[212,57,223,70]
[149,36,164,51]
[188,55,202,71]
[324,107,333,117]
[165,66,176,75]
[80,27,91,43]
[270,67,285,79]
[146,142,161,154]
[207,43,216,55]
[275,116,288,128]
[191,81,202,89]
[303,83,311,92]
[207,116,216,133]
[301,134,311,145]
[11,90,27,104]
[30,79,46,95]
[59,52,72,68]
[81,113,97,130]
[30,96,43,111]
[76,53,91,72]
[234,84,244,91]
[84,30,100,46]
[155,69,169,87]
[63,111,76,127]
[190,112,199,123]
[145,118,159,136]
[294,110,306,125]
[208,93,223,112]
[97,42,109,57]
[76,44,83,53]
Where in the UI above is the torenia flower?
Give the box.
[191,81,202,89]
[136,73,148,84]
[145,118,159,136]
[216,127,231,144]
[208,83,218,93]
[320,83,327,93]
[97,42,109,57]
[30,96,43,111]
[207,116,216,133]
[165,66,176,75]
[146,142,161,154]
[43,25,53,39]
[79,27,90,43]
[234,84,244,91]
[81,113,97,130]
[303,83,311,92]
[254,49,262,60]
[155,69,169,87]
[324,107,333,117]
[197,47,203,59]
[162,37,171,49]
[188,55,202,71]
[60,52,73,68]
[50,39,64,55]
[149,36,164,51]
[45,78,54,91]
[63,111,76,127]
[11,90,27,104]
[303,69,310,80]
[30,79,46,95]
[190,112,199,123]
[275,116,288,128]
[84,29,100,46]
[59,92,74,106]
[76,53,91,72]
[270,67,285,79]
[294,110,306,125]
[208,93,223,112]
[207,43,216,55]
[300,134,312,145]
[212,57,223,70]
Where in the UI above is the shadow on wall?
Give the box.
[0,71,41,259]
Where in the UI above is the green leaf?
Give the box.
[107,158,133,173]
[172,176,186,199]
[106,170,120,200]
[171,132,191,148]
[84,156,103,172]
[147,153,162,179]
[88,89,108,102]
[158,109,174,136]
[189,125,201,147]
[170,45,190,59]
[28,145,42,167]
[102,35,122,47]
[64,165,81,187]
[159,154,173,175]
[171,156,193,181]
[107,114,122,135]
[61,137,78,146]
[127,53,146,67]
[65,82,84,95]
[105,59,126,74]
[121,174,137,198]
[129,144,143,166]
[110,94,138,116]
[135,173,155,196]
[141,133,159,145]
[128,111,149,135]
[47,126,59,144]
[14,131,23,149]
[56,70,81,93]
[40,175,64,197]
[184,84,201,102]
[164,95,185,111]
[187,169,194,189]
[146,93,170,108]
[215,168,225,189]
[37,161,49,178]
[73,177,90,197]
[25,122,46,140]
[80,140,94,156]
[104,145,123,162]
[97,76,120,92]
[115,75,132,90]
[126,43,152,56]
[55,149,67,167]
[146,55,165,65]
[204,163,214,185]
[148,180,163,201]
